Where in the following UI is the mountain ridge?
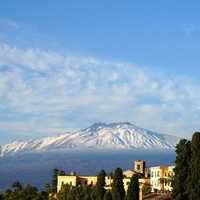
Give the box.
[0,122,180,157]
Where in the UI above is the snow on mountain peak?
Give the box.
[0,122,180,157]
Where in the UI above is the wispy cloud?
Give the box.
[0,43,199,141]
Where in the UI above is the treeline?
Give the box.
[0,168,142,200]
[0,181,49,200]
[172,132,200,200]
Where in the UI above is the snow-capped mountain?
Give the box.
[0,122,180,157]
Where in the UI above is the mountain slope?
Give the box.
[0,122,180,157]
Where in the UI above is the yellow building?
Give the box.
[57,174,150,194]
[123,169,136,178]
[57,174,132,192]
[57,175,97,192]
[57,160,174,197]
[150,165,175,192]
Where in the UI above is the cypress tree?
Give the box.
[172,139,191,200]
[44,183,52,194]
[96,170,106,200]
[12,181,23,192]
[126,174,139,200]
[111,168,125,200]
[52,168,59,193]
[189,132,200,200]
[57,184,71,200]
[59,170,66,176]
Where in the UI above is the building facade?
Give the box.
[57,174,137,192]
[150,165,175,192]
[57,160,174,196]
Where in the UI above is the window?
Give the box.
[70,181,72,185]
[157,171,160,177]
[137,165,141,170]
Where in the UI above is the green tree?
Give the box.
[57,184,71,200]
[9,181,25,199]
[189,132,200,200]
[12,181,23,192]
[59,170,66,176]
[44,183,52,194]
[3,189,12,200]
[172,139,191,200]
[52,168,59,193]
[126,174,139,200]
[96,170,106,200]
[142,185,151,196]
[23,184,38,199]
[57,184,94,200]
[0,194,3,200]
[3,182,48,200]
[104,190,112,200]
[111,168,125,200]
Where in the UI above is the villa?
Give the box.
[57,160,175,198]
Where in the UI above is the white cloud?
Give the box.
[0,43,200,140]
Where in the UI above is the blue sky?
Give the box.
[0,1,200,144]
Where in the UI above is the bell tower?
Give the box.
[134,160,146,175]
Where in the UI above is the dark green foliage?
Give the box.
[111,168,125,200]
[59,171,66,176]
[142,185,151,196]
[57,184,71,200]
[57,184,93,200]
[44,183,52,194]
[12,181,23,191]
[172,139,191,200]
[52,169,66,193]
[103,190,112,200]
[2,182,48,200]
[126,174,139,200]
[52,168,59,193]
[189,132,200,200]
[96,170,106,200]
[172,132,200,200]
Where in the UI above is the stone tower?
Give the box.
[134,160,146,175]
